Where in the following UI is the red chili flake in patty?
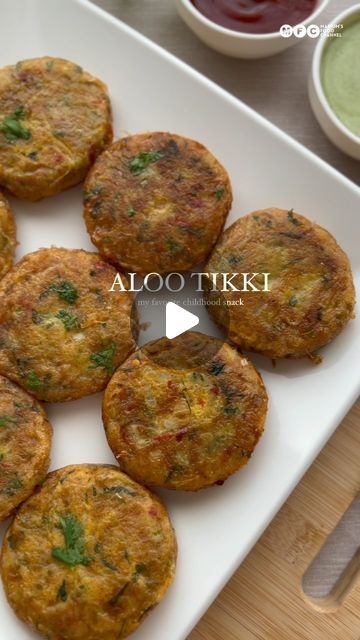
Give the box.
[254,428,262,442]
[167,380,175,389]
[198,398,205,407]
[190,199,203,208]
[175,427,189,442]
[148,506,159,518]
[210,386,220,395]
[95,262,107,272]
[18,72,32,84]
[53,153,64,165]
[155,433,173,443]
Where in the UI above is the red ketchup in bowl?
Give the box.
[191,0,317,34]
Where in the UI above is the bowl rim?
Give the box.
[178,0,330,41]
[311,3,360,146]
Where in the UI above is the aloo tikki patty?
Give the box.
[0,57,112,200]
[83,132,232,274]
[103,331,268,491]
[0,190,16,280]
[205,207,355,359]
[0,248,136,402]
[0,374,52,522]
[1,464,177,640]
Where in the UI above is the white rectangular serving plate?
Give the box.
[0,1,359,639]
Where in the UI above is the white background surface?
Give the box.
[0,2,359,640]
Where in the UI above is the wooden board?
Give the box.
[188,397,360,640]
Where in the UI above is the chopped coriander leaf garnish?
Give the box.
[94,544,117,571]
[209,362,225,376]
[165,464,185,482]
[228,254,242,266]
[102,557,117,571]
[287,209,302,226]
[27,151,38,161]
[0,106,31,143]
[132,563,146,582]
[26,371,41,390]
[31,309,46,324]
[208,434,227,453]
[32,310,46,325]
[8,535,16,550]
[191,372,204,382]
[288,295,298,307]
[110,583,130,606]
[48,281,78,305]
[52,514,92,567]
[56,310,81,332]
[215,187,225,201]
[129,150,164,175]
[83,186,104,202]
[90,201,102,218]
[223,406,239,416]
[103,485,137,497]
[178,225,203,238]
[90,344,117,375]
[166,238,180,252]
[4,477,23,496]
[127,206,136,217]
[57,580,67,602]
[0,415,17,427]
[279,231,303,240]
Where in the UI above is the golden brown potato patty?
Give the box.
[0,375,51,521]
[83,132,232,274]
[205,207,355,359]
[0,57,112,200]
[0,191,16,279]
[1,464,177,640]
[0,248,136,402]
[103,331,268,491]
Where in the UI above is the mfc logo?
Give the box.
[280,23,321,38]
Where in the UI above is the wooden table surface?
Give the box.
[92,1,360,637]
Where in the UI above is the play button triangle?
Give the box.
[166,302,199,340]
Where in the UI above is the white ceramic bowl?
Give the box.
[309,4,360,161]
[176,0,330,59]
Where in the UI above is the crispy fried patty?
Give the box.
[103,332,267,491]
[83,132,232,274]
[205,208,355,359]
[0,191,16,279]
[1,464,177,640]
[0,57,112,200]
[0,248,136,402]
[0,375,51,522]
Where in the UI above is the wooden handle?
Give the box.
[189,397,360,640]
